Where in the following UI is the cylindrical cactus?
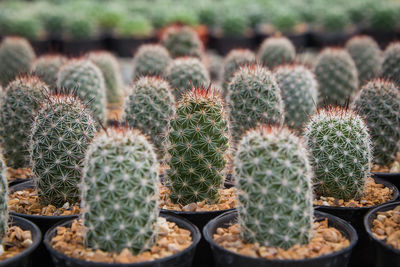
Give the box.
[257,37,295,69]
[304,108,372,200]
[0,155,8,243]
[161,25,203,58]
[166,87,230,205]
[222,49,256,91]
[57,59,107,123]
[31,55,67,90]
[313,48,358,106]
[81,128,159,254]
[351,79,400,166]
[29,92,97,207]
[235,126,314,249]
[382,42,400,86]
[132,44,172,79]
[206,51,223,82]
[0,37,35,87]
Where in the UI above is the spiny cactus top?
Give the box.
[346,36,382,86]
[57,59,107,123]
[0,37,35,87]
[304,108,372,200]
[382,42,400,86]
[81,128,159,254]
[0,155,8,243]
[166,57,210,99]
[88,51,123,105]
[30,92,97,207]
[222,49,256,90]
[313,48,359,106]
[122,76,175,157]
[235,126,314,249]
[352,79,400,166]
[166,87,230,206]
[257,37,295,69]
[274,65,318,130]
[227,65,284,140]
[31,55,67,89]
[161,25,203,58]
[0,77,46,169]
[132,44,172,79]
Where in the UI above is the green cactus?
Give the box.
[314,48,358,106]
[295,50,318,69]
[351,80,400,166]
[222,49,256,91]
[166,57,210,99]
[382,42,400,86]
[0,37,35,87]
[122,77,175,157]
[257,37,295,69]
[81,128,159,254]
[221,10,248,36]
[166,87,230,205]
[57,59,107,123]
[304,108,372,200]
[235,126,314,249]
[0,77,46,169]
[88,51,123,105]
[207,51,223,82]
[132,44,172,79]
[161,25,203,58]
[346,36,382,86]
[0,155,8,243]
[227,65,284,140]
[31,55,66,89]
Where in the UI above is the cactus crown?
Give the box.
[81,127,159,254]
[304,107,372,200]
[31,55,66,90]
[0,155,8,243]
[132,44,172,79]
[161,25,203,58]
[257,37,295,69]
[382,42,400,86]
[222,49,256,90]
[235,125,314,249]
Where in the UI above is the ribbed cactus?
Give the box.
[346,36,382,86]
[304,108,372,200]
[0,155,8,243]
[122,77,175,157]
[382,42,400,86]
[166,87,230,205]
[314,48,358,106]
[235,126,314,249]
[57,59,107,123]
[29,92,97,207]
[0,37,35,87]
[132,44,172,79]
[257,37,295,69]
[88,51,123,105]
[351,80,400,166]
[161,25,203,58]
[207,51,223,82]
[31,55,66,89]
[166,57,210,99]
[222,49,256,91]
[227,65,284,140]
[274,65,318,130]
[0,77,46,169]
[81,128,159,254]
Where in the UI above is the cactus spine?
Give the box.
[161,25,203,58]
[31,55,66,90]
[132,44,172,79]
[382,42,400,86]
[222,49,256,91]
[257,37,295,69]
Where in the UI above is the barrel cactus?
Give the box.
[304,108,372,200]
[132,44,172,79]
[351,79,400,166]
[161,25,203,58]
[0,155,8,243]
[382,42,400,86]
[0,37,35,87]
[235,126,314,249]
[81,128,159,254]
[166,87,230,205]
[29,92,97,207]
[258,37,295,69]
[32,55,66,89]
[222,49,256,91]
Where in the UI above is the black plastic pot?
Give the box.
[203,210,357,267]
[110,36,156,57]
[255,31,310,50]
[30,39,54,56]
[209,34,256,56]
[364,201,400,267]
[373,172,400,192]
[310,30,357,48]
[361,29,398,49]
[0,215,41,267]
[62,38,104,57]
[44,213,201,267]
[8,178,31,188]
[315,177,399,267]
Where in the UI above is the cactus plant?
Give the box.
[0,37,35,87]
[313,48,358,106]
[57,59,107,123]
[304,107,372,200]
[161,25,203,58]
[351,79,400,166]
[132,44,172,79]
[227,65,284,140]
[165,87,230,205]
[122,77,175,157]
[274,65,318,130]
[0,155,8,243]
[382,42,400,86]
[346,36,382,86]
[88,51,123,105]
[235,126,314,249]
[31,55,67,89]
[222,49,256,91]
[0,77,46,169]
[81,128,159,254]
[166,57,210,99]
[257,37,295,69]
[206,51,223,82]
